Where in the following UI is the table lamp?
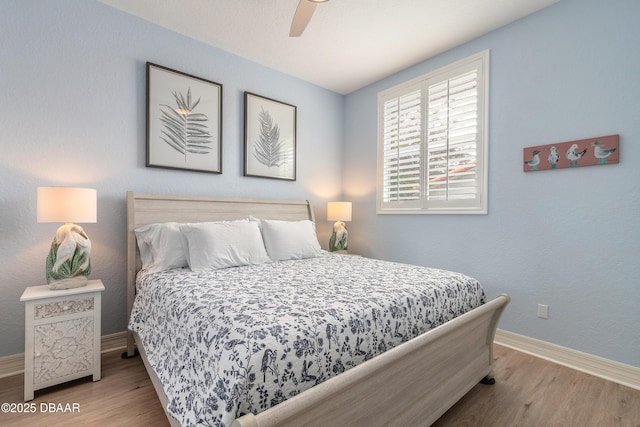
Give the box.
[37,187,97,289]
[327,201,352,253]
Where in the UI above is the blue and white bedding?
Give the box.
[128,252,485,427]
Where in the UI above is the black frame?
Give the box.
[244,91,297,181]
[146,62,222,173]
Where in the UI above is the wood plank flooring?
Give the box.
[1,344,638,426]
[0,349,169,427]
[432,345,640,427]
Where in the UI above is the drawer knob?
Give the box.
[62,306,69,311]
[35,352,41,358]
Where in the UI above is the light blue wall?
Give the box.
[344,0,640,367]
[2,0,637,369]
[0,0,344,357]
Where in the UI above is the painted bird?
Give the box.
[548,146,559,169]
[566,143,587,167]
[261,349,277,382]
[524,150,540,170]
[591,140,616,164]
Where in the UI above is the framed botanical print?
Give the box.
[146,62,222,173]
[244,92,296,180]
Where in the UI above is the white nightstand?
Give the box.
[20,279,104,401]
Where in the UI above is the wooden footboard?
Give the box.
[232,294,510,427]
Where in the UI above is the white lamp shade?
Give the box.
[327,201,352,222]
[37,187,97,223]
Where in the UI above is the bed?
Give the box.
[125,192,509,427]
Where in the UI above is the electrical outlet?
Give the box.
[537,304,549,319]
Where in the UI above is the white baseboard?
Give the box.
[495,329,640,391]
[0,353,23,380]
[101,331,128,353]
[0,331,128,379]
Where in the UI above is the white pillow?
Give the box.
[134,222,188,273]
[180,221,270,270]
[178,219,248,267]
[258,219,322,261]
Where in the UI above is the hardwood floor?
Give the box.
[0,349,169,427]
[1,344,638,426]
[433,345,640,427]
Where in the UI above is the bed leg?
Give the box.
[480,374,496,385]
[121,331,139,359]
[121,349,139,359]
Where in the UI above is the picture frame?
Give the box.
[523,134,619,172]
[244,92,296,181]
[146,62,222,173]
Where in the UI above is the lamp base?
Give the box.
[46,222,92,286]
[49,276,89,290]
[328,221,349,252]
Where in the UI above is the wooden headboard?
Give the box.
[125,191,315,356]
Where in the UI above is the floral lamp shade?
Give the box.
[37,187,97,289]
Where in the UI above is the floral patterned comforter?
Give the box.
[128,253,485,427]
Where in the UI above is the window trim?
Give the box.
[376,50,489,215]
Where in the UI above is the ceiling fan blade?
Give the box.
[289,0,317,37]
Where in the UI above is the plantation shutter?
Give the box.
[426,69,479,202]
[381,85,422,204]
[377,51,487,214]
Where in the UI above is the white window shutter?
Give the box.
[377,51,488,214]
[426,69,479,202]
[382,87,422,203]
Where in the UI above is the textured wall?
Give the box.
[343,0,640,367]
[3,0,637,369]
[0,0,344,357]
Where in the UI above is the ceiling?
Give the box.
[99,0,559,95]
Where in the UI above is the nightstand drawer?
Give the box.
[34,297,94,320]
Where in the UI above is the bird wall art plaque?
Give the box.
[523,134,619,172]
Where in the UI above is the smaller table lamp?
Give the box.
[37,187,97,290]
[327,201,352,253]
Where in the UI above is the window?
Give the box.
[377,51,489,214]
